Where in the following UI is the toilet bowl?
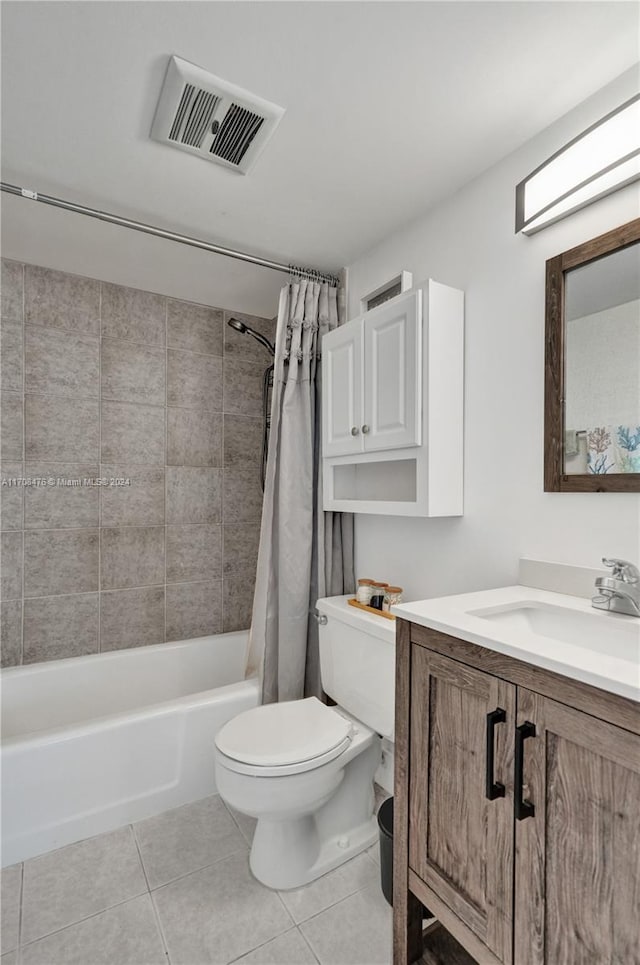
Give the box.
[214,595,395,890]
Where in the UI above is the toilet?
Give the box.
[214,594,395,890]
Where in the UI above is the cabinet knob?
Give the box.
[351,426,360,436]
[362,425,370,434]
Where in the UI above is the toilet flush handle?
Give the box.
[314,612,328,625]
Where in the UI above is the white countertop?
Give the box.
[393,585,640,703]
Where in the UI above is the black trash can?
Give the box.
[377,797,394,905]
[377,797,431,917]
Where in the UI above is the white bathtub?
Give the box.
[1,631,259,867]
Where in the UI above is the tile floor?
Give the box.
[1,794,391,965]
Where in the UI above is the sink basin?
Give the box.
[469,601,639,664]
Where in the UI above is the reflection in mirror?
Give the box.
[564,241,640,475]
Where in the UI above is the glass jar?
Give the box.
[356,579,374,605]
[383,586,403,612]
[369,582,388,610]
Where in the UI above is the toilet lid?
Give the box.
[215,697,352,768]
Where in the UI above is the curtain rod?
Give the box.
[0,181,340,287]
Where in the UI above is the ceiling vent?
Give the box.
[151,56,285,175]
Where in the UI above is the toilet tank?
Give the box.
[316,595,395,740]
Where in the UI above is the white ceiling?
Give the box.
[1,1,638,314]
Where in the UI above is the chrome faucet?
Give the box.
[592,558,640,617]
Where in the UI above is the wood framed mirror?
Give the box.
[544,218,640,493]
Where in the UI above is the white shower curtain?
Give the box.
[247,278,355,703]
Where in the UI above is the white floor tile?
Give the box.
[21,826,147,945]
[134,793,247,888]
[300,882,392,965]
[231,927,319,964]
[1,863,22,953]
[278,851,378,924]
[153,850,293,964]
[20,894,166,965]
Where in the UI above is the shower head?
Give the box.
[228,318,247,334]
[227,317,275,356]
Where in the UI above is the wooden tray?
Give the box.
[347,597,396,620]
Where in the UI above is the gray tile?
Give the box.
[223,468,264,524]
[167,349,222,411]
[100,526,165,590]
[0,863,21,953]
[223,574,254,632]
[100,466,165,527]
[166,524,221,584]
[300,882,392,965]
[1,392,23,462]
[24,464,99,529]
[1,531,22,600]
[23,593,98,663]
[224,806,256,846]
[278,852,378,925]
[101,338,165,406]
[153,850,293,965]
[165,580,221,641]
[166,467,221,524]
[101,401,164,465]
[21,826,147,944]
[24,265,99,335]
[25,326,99,399]
[1,600,22,666]
[101,283,166,347]
[24,529,98,597]
[100,585,164,651]
[167,407,222,467]
[224,358,266,417]
[21,894,166,965]
[224,312,275,363]
[1,950,18,965]
[233,929,319,965]
[134,794,246,889]
[0,260,24,322]
[25,395,99,462]
[223,522,260,577]
[1,319,23,392]
[167,299,223,356]
[1,464,23,531]
[224,414,263,468]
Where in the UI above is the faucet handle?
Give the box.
[602,558,640,584]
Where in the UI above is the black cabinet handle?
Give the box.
[515,721,536,820]
[485,708,506,800]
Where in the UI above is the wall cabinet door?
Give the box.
[409,647,515,964]
[322,317,364,456]
[515,689,640,965]
[363,291,421,451]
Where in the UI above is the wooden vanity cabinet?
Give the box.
[394,619,640,965]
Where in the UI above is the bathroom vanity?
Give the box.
[392,586,640,965]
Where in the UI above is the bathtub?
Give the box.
[1,631,259,867]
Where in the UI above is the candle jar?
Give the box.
[369,582,388,610]
[383,586,403,612]
[356,579,374,605]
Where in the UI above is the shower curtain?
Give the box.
[248,278,355,703]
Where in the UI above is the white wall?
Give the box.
[346,68,640,602]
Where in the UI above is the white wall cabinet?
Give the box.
[323,291,421,457]
[322,279,463,517]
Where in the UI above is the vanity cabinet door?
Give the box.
[409,646,516,964]
[514,689,640,965]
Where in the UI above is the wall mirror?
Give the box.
[545,218,640,492]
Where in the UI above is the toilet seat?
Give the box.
[215,697,353,777]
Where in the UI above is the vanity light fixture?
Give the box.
[516,93,640,235]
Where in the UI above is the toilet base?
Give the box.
[247,737,381,890]
[250,813,377,890]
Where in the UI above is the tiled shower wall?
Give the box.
[0,258,275,665]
